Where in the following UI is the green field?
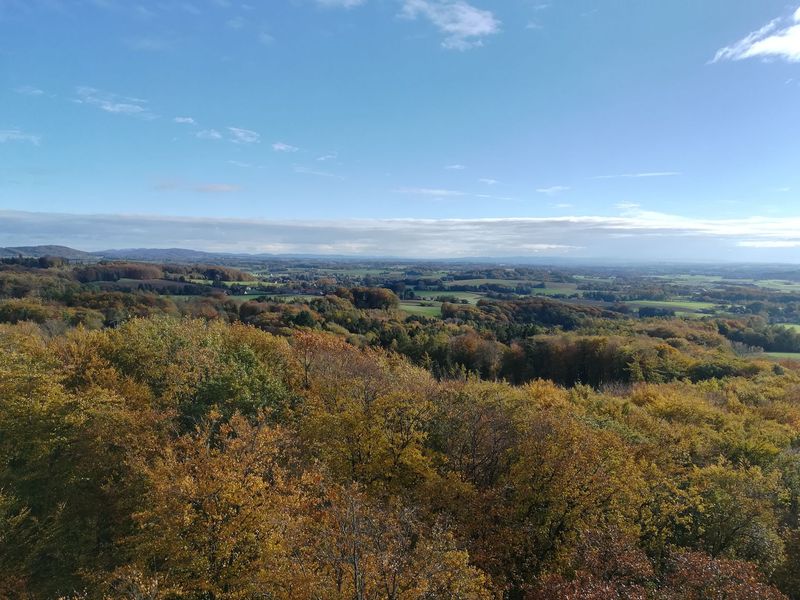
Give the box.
[444,278,532,287]
[440,280,580,297]
[628,300,719,312]
[317,268,406,278]
[187,278,268,287]
[399,302,442,317]
[415,291,485,304]
[764,352,800,360]
[752,280,800,291]
[652,274,724,284]
[777,323,800,332]
[530,284,579,297]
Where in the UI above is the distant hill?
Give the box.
[94,248,236,262]
[2,245,95,260]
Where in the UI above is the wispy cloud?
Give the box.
[0,129,41,145]
[293,166,345,180]
[8,210,800,260]
[316,0,367,7]
[13,85,45,96]
[395,187,515,201]
[74,86,157,119]
[197,129,223,140]
[156,180,241,193]
[174,116,196,125]
[400,0,501,50]
[536,185,569,195]
[738,240,800,248]
[228,127,260,144]
[193,183,242,193]
[394,187,466,197]
[317,153,338,162]
[713,6,800,63]
[593,171,680,180]
[474,193,515,201]
[478,178,498,185]
[445,164,466,170]
[273,142,299,152]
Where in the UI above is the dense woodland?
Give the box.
[3,257,800,598]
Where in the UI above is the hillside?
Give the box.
[94,247,235,262]
[2,245,95,260]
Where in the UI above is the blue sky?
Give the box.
[2,0,800,259]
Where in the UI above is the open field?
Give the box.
[317,268,407,278]
[751,280,800,291]
[187,279,268,287]
[444,278,534,287]
[627,300,719,312]
[529,284,580,296]
[764,352,800,360]
[399,301,442,317]
[414,291,485,304]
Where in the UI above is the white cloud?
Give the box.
[397,186,513,200]
[615,202,641,210]
[395,187,465,197]
[317,153,338,161]
[537,185,569,195]
[445,164,466,170]
[519,243,577,252]
[478,178,498,185]
[8,210,800,260]
[400,0,500,50]
[197,129,223,140]
[0,129,41,145]
[738,240,800,248]
[293,166,345,180]
[13,85,44,96]
[74,86,156,119]
[273,142,299,152]
[593,171,681,179]
[228,127,260,144]
[317,0,367,7]
[174,116,196,125]
[474,193,515,201]
[713,7,800,63]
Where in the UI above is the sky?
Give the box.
[2,0,800,260]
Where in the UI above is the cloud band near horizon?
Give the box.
[2,210,800,262]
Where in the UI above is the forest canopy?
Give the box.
[2,259,800,598]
